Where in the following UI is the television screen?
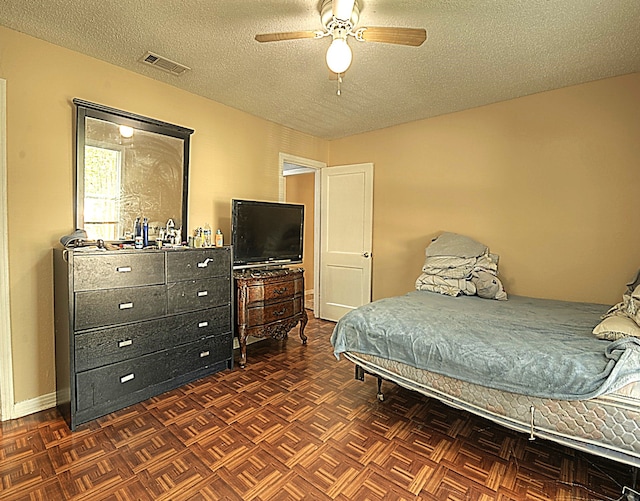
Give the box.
[231,199,304,268]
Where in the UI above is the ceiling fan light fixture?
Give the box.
[326,37,352,74]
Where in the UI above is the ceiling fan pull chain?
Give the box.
[337,74,343,96]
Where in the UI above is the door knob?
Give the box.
[363,252,370,258]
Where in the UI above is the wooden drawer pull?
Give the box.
[273,308,286,317]
[118,339,133,348]
[120,373,135,383]
[200,351,210,358]
[119,302,134,310]
[197,290,208,297]
[198,321,209,328]
[116,266,132,273]
[273,287,288,295]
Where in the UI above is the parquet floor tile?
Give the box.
[0,314,635,500]
[166,408,228,447]
[260,422,323,468]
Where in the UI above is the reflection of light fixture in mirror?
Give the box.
[119,125,134,138]
[326,28,352,74]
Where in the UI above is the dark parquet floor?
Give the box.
[0,313,636,500]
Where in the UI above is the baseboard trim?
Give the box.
[13,392,57,419]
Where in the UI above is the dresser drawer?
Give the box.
[166,248,231,282]
[167,277,230,313]
[74,306,232,372]
[244,277,304,304]
[73,252,165,291]
[75,317,170,371]
[245,297,303,327]
[171,305,232,345]
[76,351,169,411]
[75,285,167,331]
[170,335,233,377]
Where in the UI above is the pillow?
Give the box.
[605,285,640,325]
[593,315,640,341]
[475,253,499,274]
[415,273,476,297]
[425,232,488,258]
[471,270,508,301]
[421,256,476,279]
[623,285,640,324]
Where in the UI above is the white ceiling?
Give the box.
[1,0,639,140]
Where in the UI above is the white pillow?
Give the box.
[593,315,640,341]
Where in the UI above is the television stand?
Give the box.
[234,267,308,367]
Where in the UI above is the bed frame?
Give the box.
[344,350,640,472]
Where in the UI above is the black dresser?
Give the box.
[53,247,233,430]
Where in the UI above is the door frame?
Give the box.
[0,78,15,421]
[279,153,326,316]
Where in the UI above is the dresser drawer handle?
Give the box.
[198,258,213,268]
[198,321,209,328]
[116,266,132,273]
[200,351,210,358]
[274,287,288,295]
[197,290,208,297]
[120,373,135,383]
[273,308,287,317]
[119,302,134,310]
[118,339,133,348]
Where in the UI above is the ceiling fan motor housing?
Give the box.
[321,0,360,29]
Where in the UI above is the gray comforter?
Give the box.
[331,291,640,400]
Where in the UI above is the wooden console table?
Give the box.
[234,267,308,367]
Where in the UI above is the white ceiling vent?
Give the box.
[140,51,191,76]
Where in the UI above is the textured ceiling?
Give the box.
[1,0,639,139]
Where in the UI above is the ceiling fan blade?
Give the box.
[333,0,356,20]
[358,27,427,47]
[255,31,319,43]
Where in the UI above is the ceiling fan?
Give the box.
[255,0,427,75]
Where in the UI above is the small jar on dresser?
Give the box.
[53,246,234,430]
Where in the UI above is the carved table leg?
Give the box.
[299,309,308,345]
[238,327,247,368]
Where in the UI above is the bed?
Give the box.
[331,290,640,469]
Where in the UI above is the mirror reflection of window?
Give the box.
[83,117,185,241]
[84,145,121,240]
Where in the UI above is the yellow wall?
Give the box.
[0,26,328,405]
[284,173,315,289]
[2,23,639,410]
[329,72,640,304]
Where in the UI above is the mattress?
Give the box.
[344,351,640,468]
[332,292,640,401]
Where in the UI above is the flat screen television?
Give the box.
[231,199,304,269]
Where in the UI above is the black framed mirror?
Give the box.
[74,98,193,244]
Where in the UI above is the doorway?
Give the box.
[280,155,374,322]
[280,153,324,317]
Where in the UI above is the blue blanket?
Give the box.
[331,291,640,400]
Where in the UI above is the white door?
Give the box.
[319,163,373,321]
